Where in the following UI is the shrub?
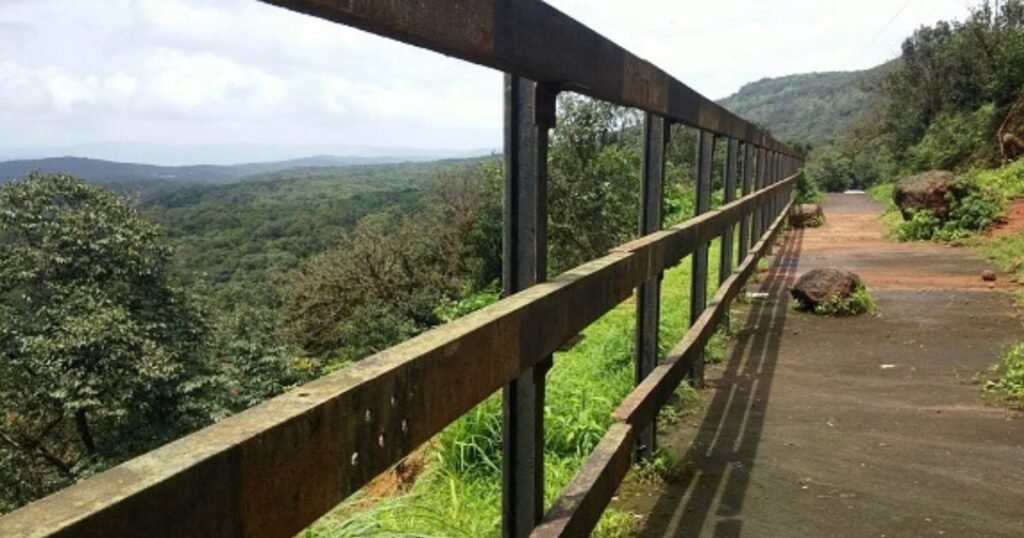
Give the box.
[794,171,823,204]
[906,106,998,171]
[812,285,878,316]
[894,178,1003,241]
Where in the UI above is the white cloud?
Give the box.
[0,0,976,162]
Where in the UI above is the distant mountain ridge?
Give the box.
[0,154,486,185]
[719,65,889,147]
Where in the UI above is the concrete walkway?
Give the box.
[618,193,1024,537]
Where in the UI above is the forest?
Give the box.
[2,0,1023,534]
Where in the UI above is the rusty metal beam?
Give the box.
[257,0,798,156]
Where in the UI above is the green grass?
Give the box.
[309,242,731,537]
[970,159,1024,200]
[985,342,1024,406]
[982,230,1024,305]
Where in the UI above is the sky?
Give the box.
[0,0,975,164]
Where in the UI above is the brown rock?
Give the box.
[893,171,957,221]
[790,204,824,228]
[981,270,997,282]
[791,267,863,310]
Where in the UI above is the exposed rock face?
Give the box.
[790,204,824,228]
[893,171,957,221]
[791,267,863,310]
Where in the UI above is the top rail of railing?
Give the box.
[261,0,799,156]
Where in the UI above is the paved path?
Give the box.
[617,193,1024,537]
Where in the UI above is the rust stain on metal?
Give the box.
[622,56,668,113]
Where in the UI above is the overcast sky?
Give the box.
[0,0,974,164]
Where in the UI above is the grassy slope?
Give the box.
[310,240,730,537]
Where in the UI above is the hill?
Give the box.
[0,154,490,204]
[719,66,887,147]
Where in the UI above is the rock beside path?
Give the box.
[893,170,957,220]
[791,267,863,310]
[790,204,824,228]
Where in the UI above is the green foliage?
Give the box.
[895,209,945,241]
[548,94,642,273]
[982,227,1024,305]
[804,143,883,192]
[906,105,998,171]
[208,304,318,414]
[985,342,1024,404]
[793,170,823,203]
[719,69,881,147]
[811,285,878,317]
[0,174,213,511]
[632,449,681,485]
[146,161,477,307]
[894,178,1003,241]
[970,158,1024,199]
[878,1,1024,170]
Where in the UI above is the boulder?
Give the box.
[893,171,957,221]
[790,267,863,310]
[790,204,824,228]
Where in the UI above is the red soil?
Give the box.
[990,198,1024,238]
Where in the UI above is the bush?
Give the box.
[812,285,878,316]
[794,171,823,204]
[894,177,1003,241]
[906,106,998,172]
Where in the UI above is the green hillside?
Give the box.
[719,67,886,147]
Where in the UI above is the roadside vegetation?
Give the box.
[811,286,878,317]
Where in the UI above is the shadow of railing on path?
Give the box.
[639,228,805,537]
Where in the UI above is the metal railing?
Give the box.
[0,2,802,537]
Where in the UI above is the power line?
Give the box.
[850,0,916,67]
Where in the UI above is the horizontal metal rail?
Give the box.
[0,176,796,538]
[532,195,795,538]
[258,0,799,157]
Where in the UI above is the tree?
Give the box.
[548,94,643,273]
[0,174,212,512]
[281,164,501,363]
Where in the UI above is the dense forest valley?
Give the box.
[2,1,1024,535]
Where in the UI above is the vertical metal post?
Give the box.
[753,147,765,244]
[503,75,555,538]
[718,138,738,331]
[720,138,738,284]
[635,113,667,460]
[768,152,776,226]
[688,130,713,386]
[738,143,753,262]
